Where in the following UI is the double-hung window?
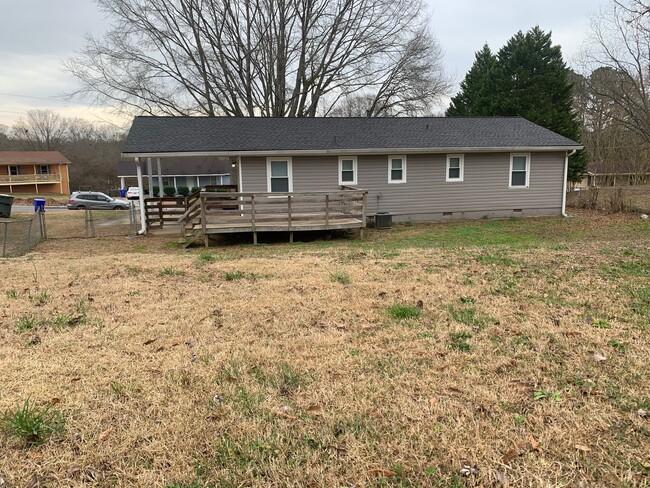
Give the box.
[9,165,19,176]
[338,156,357,185]
[267,158,293,193]
[510,154,530,188]
[388,155,406,183]
[446,154,464,182]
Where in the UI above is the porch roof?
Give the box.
[117,156,231,177]
[122,116,582,157]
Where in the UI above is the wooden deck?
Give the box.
[177,187,368,245]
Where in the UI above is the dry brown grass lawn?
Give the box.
[0,212,648,487]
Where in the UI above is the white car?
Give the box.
[126,187,140,200]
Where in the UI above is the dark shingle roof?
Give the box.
[117,157,231,177]
[122,116,581,154]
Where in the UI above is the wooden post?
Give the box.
[325,194,330,229]
[362,191,368,226]
[287,194,292,243]
[200,195,208,247]
[158,199,164,229]
[251,194,257,245]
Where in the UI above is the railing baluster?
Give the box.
[325,194,330,228]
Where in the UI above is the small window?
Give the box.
[388,155,406,183]
[338,156,357,185]
[38,165,50,174]
[446,154,464,182]
[267,158,293,193]
[220,175,231,185]
[510,154,530,188]
[9,166,19,176]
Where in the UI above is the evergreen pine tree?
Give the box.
[447,27,587,181]
[446,44,496,116]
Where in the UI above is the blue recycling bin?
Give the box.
[119,188,126,198]
[34,198,46,213]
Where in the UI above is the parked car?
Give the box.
[66,192,131,210]
[126,187,140,200]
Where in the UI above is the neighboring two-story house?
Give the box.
[0,151,71,195]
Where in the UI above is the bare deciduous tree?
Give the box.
[65,0,450,117]
[580,0,650,182]
[11,109,69,151]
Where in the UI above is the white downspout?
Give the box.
[562,149,577,217]
[135,158,147,234]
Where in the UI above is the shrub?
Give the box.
[163,186,176,197]
[191,186,200,194]
[177,186,190,197]
[152,186,160,197]
[2,399,65,447]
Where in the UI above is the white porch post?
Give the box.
[135,158,147,234]
[147,158,153,196]
[157,157,163,197]
[120,176,125,189]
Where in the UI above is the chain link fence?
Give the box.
[0,213,45,257]
[1,206,140,256]
[45,206,140,239]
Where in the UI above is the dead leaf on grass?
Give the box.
[143,338,157,345]
[366,469,397,477]
[98,428,112,442]
[575,444,591,452]
[50,397,60,405]
[274,410,298,420]
[428,397,438,407]
[530,435,540,451]
[638,409,648,418]
[502,441,527,464]
[306,404,323,416]
[591,352,607,362]
[25,474,41,488]
[70,376,81,382]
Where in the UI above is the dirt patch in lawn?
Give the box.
[0,217,648,487]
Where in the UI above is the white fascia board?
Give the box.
[121,145,583,159]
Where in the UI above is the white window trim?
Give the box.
[509,153,531,188]
[338,156,358,186]
[446,154,465,182]
[388,155,407,184]
[266,157,293,194]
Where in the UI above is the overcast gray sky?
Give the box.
[0,0,606,127]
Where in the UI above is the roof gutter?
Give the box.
[121,145,583,159]
[562,149,578,217]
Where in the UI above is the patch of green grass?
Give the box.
[448,305,496,331]
[133,244,147,253]
[330,271,351,284]
[196,252,216,267]
[5,289,19,299]
[15,315,38,332]
[167,241,184,249]
[608,339,629,350]
[1,399,65,447]
[448,332,472,352]
[592,319,612,329]
[125,265,142,276]
[110,381,126,397]
[221,271,257,281]
[48,313,86,328]
[602,255,650,278]
[32,291,50,305]
[476,252,516,266]
[629,287,650,327]
[159,267,186,277]
[387,303,421,320]
[533,390,562,402]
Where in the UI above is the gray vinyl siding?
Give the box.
[240,152,565,220]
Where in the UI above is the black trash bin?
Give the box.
[0,194,13,218]
[375,211,392,229]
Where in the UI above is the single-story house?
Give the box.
[0,151,71,195]
[576,161,650,188]
[117,156,231,193]
[121,116,581,236]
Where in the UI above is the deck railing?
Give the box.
[178,187,368,243]
[0,174,61,184]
